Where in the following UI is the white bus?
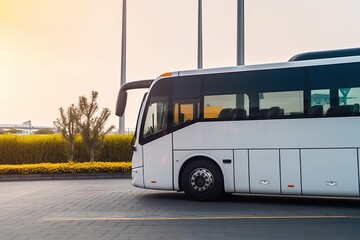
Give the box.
[116,48,360,201]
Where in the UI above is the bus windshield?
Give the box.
[142,96,169,138]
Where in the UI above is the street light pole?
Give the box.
[198,0,203,69]
[119,0,127,134]
[237,0,244,66]
[236,0,245,109]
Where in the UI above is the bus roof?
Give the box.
[289,47,360,62]
[176,51,360,78]
[116,48,360,117]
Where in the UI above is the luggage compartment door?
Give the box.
[249,150,281,194]
[301,149,359,197]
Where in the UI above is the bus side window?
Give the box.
[204,94,249,120]
[258,90,304,119]
[310,89,330,116]
[325,88,360,117]
[308,88,360,117]
[173,100,200,126]
[338,87,360,115]
[172,76,201,127]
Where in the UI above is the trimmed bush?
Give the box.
[99,134,133,162]
[0,134,66,164]
[0,162,132,174]
[0,134,133,164]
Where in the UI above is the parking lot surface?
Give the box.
[1,179,360,240]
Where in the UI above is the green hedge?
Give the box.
[0,134,133,164]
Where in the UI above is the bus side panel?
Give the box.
[143,134,173,190]
[301,149,359,197]
[234,150,250,193]
[173,150,234,193]
[172,118,360,150]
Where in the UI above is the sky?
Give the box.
[1,0,360,130]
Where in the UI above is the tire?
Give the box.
[181,159,224,201]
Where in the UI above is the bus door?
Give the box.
[141,96,174,190]
[143,134,173,190]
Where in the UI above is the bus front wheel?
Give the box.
[181,159,224,201]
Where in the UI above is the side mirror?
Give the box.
[115,90,127,117]
[115,79,153,117]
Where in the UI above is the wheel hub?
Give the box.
[190,168,214,192]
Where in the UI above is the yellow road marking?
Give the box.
[39,215,359,222]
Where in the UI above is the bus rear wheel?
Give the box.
[181,159,224,201]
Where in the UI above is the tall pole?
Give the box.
[237,0,244,66]
[236,0,245,109]
[198,0,203,69]
[119,0,126,134]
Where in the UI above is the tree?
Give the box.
[77,91,115,162]
[56,104,80,161]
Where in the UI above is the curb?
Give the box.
[0,172,131,181]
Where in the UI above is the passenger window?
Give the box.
[173,77,201,127]
[311,89,330,114]
[339,88,360,106]
[173,100,199,126]
[309,88,360,118]
[339,87,360,115]
[325,87,360,117]
[204,94,249,120]
[259,91,303,118]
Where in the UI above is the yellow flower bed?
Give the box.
[0,162,132,175]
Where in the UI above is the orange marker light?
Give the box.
[151,180,157,184]
[160,72,172,77]
[288,184,295,188]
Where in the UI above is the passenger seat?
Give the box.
[218,108,233,119]
[231,108,247,120]
[308,105,323,118]
[326,104,359,117]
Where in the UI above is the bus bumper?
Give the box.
[132,167,144,188]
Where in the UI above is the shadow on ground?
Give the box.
[140,190,360,208]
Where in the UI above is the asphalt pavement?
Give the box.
[1,179,360,240]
